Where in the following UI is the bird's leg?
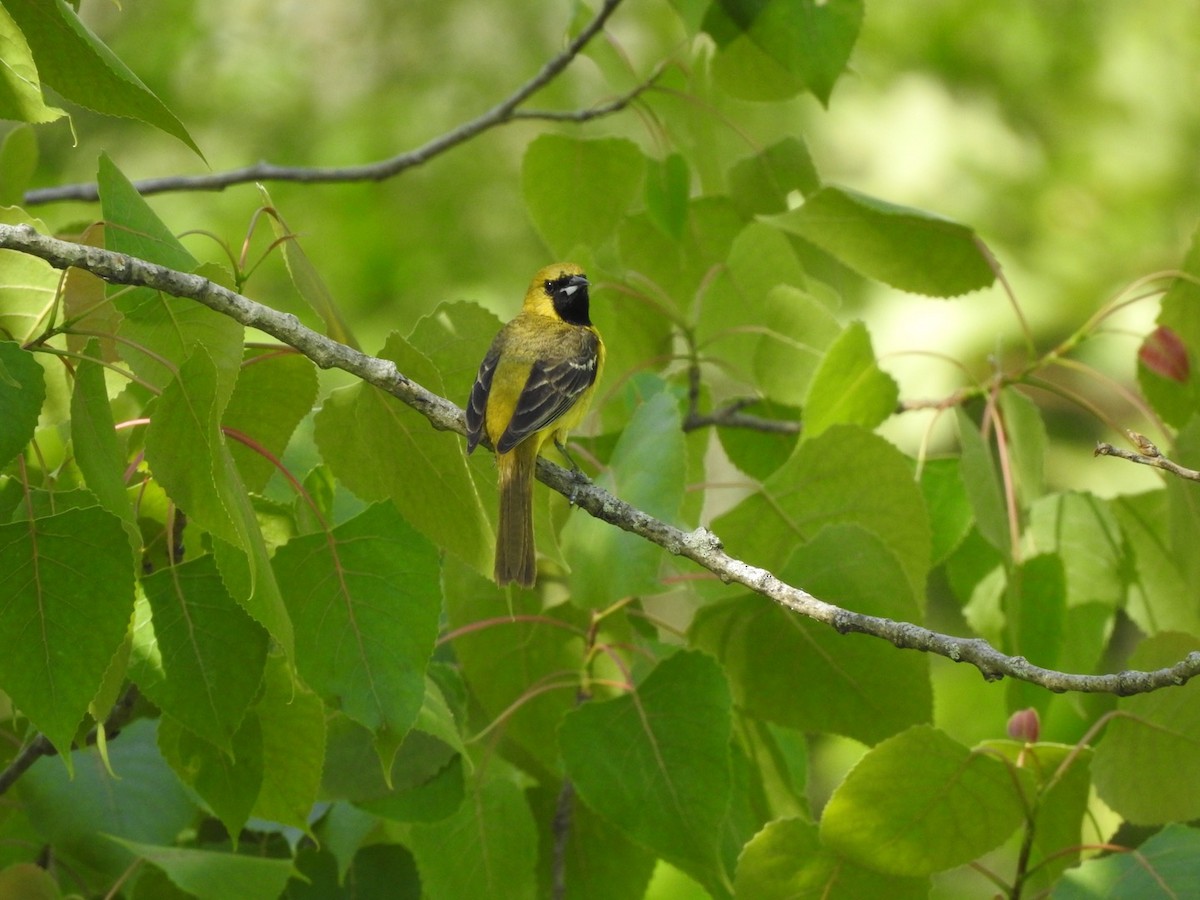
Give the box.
[554,436,582,474]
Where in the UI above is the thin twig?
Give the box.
[23,0,641,205]
[0,685,140,796]
[1095,432,1200,482]
[4,224,1200,696]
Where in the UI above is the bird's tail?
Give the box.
[495,442,537,587]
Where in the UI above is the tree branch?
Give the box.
[1095,431,1200,482]
[3,223,1199,697]
[23,0,639,205]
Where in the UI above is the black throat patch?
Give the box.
[547,274,591,326]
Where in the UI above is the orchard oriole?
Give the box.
[466,263,605,587]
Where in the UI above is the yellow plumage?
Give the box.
[466,263,605,587]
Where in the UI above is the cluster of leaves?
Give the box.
[4,1,1200,898]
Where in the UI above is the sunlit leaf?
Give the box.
[772,186,996,297]
[523,135,646,258]
[820,725,1032,876]
[0,10,65,125]
[803,320,898,438]
[3,0,200,154]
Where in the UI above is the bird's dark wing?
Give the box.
[465,345,500,453]
[496,332,600,454]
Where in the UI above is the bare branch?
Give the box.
[3,223,1199,697]
[23,0,641,206]
[1095,431,1200,482]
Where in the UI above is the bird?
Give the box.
[466,263,605,587]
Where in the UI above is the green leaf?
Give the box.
[1053,823,1200,899]
[713,424,932,598]
[0,505,134,758]
[693,524,931,744]
[274,502,441,755]
[258,187,359,349]
[0,9,65,125]
[112,840,297,900]
[70,341,139,551]
[17,719,196,880]
[98,155,242,398]
[715,399,801,481]
[713,0,863,106]
[223,350,319,494]
[0,210,60,343]
[442,558,584,773]
[143,347,292,653]
[980,740,1092,893]
[957,407,1010,555]
[129,555,268,753]
[920,458,973,565]
[249,654,326,831]
[409,774,538,900]
[999,388,1046,505]
[528,782,656,900]
[0,125,40,204]
[560,651,734,897]
[752,285,842,407]
[3,0,200,155]
[802,320,899,438]
[734,818,928,900]
[1092,632,1200,824]
[645,152,690,239]
[1110,492,1200,635]
[771,186,996,297]
[0,341,44,469]
[314,331,491,574]
[728,137,819,217]
[820,724,1032,876]
[1004,554,1066,714]
[158,712,263,842]
[562,382,686,607]
[522,135,646,257]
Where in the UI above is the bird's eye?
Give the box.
[544,280,554,294]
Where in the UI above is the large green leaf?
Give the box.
[17,720,196,880]
[560,651,734,898]
[522,135,646,257]
[957,407,1010,555]
[1004,554,1066,714]
[1092,632,1200,824]
[69,341,139,551]
[0,341,44,469]
[408,774,538,900]
[0,210,60,343]
[0,8,65,125]
[112,841,297,900]
[223,350,319,494]
[709,0,863,106]
[143,347,292,653]
[802,320,898,438]
[713,424,932,598]
[1110,492,1200,635]
[693,525,931,744]
[314,331,491,574]
[442,558,584,774]
[1053,824,1200,899]
[274,502,441,758]
[561,383,686,607]
[3,0,200,154]
[752,285,842,407]
[0,505,134,758]
[820,725,1032,876]
[920,458,974,566]
[734,818,928,900]
[772,186,996,297]
[728,137,819,217]
[129,555,268,753]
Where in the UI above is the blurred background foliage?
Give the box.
[26,0,1199,415]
